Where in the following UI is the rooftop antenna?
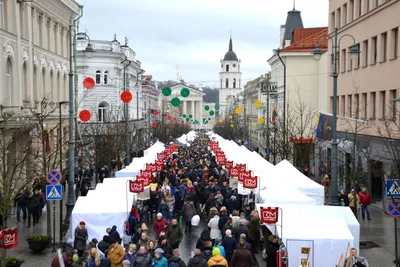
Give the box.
[293,0,295,10]
[175,64,180,83]
[230,29,232,39]
[113,34,117,41]
[125,37,128,46]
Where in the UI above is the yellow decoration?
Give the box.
[235,107,243,115]
[219,118,223,123]
[229,115,233,119]
[255,100,262,108]
[257,117,265,124]
[230,124,234,128]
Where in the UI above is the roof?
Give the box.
[281,27,328,52]
[162,83,205,94]
[223,37,238,61]
[282,9,304,45]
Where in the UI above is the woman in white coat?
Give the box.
[207,210,221,243]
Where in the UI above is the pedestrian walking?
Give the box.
[358,187,372,220]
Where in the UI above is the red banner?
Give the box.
[260,207,279,224]
[135,176,150,186]
[225,161,234,169]
[145,163,156,172]
[238,170,251,182]
[236,164,247,172]
[140,170,152,178]
[216,152,225,157]
[229,167,239,177]
[0,228,18,249]
[155,160,164,166]
[156,165,163,172]
[216,156,226,165]
[243,176,258,189]
[157,153,165,161]
[129,181,144,193]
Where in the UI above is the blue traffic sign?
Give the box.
[46,185,63,201]
[387,200,400,218]
[386,180,400,197]
[47,169,62,185]
[265,147,271,155]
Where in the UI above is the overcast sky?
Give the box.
[78,0,328,87]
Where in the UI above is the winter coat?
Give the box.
[51,252,74,267]
[227,198,238,215]
[136,237,149,250]
[196,230,212,251]
[109,225,121,243]
[107,243,125,267]
[100,258,112,267]
[218,215,230,232]
[152,256,168,267]
[122,252,135,264]
[267,241,280,267]
[153,218,169,237]
[201,248,213,262]
[231,248,254,267]
[132,252,152,267]
[233,225,249,243]
[165,195,175,210]
[212,245,226,258]
[74,225,88,251]
[358,192,372,205]
[207,255,228,267]
[29,194,42,212]
[221,237,236,262]
[158,204,171,220]
[181,201,196,222]
[207,216,222,239]
[16,192,29,207]
[166,224,183,247]
[248,219,260,242]
[187,255,208,267]
[168,256,187,267]
[158,240,173,259]
[98,235,112,255]
[230,216,240,229]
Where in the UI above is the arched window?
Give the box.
[33,66,38,102]
[98,101,109,122]
[226,65,229,72]
[233,78,236,89]
[104,70,109,84]
[22,63,28,101]
[5,58,12,106]
[225,78,229,88]
[95,70,102,84]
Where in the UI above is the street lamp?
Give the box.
[58,101,68,242]
[77,32,94,58]
[313,27,359,205]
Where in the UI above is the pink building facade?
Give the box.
[327,0,400,206]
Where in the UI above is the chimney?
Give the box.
[280,25,286,49]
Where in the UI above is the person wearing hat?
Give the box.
[74,221,88,257]
[107,239,125,267]
[212,238,226,258]
[153,213,168,238]
[132,246,152,267]
[85,238,99,255]
[207,248,228,267]
[187,249,207,267]
[152,248,168,267]
[221,229,236,263]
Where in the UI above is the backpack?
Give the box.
[169,261,179,267]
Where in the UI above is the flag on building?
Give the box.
[271,107,278,125]
[44,124,51,153]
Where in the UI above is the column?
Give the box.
[183,101,187,115]
[191,100,195,117]
[28,3,34,103]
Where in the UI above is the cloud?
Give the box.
[79,0,328,87]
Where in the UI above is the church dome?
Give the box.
[223,37,238,61]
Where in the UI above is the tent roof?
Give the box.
[260,185,316,205]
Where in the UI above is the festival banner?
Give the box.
[145,163,156,172]
[0,228,18,249]
[238,170,251,182]
[236,164,247,172]
[140,170,152,179]
[135,176,150,186]
[260,207,279,224]
[129,181,144,193]
[225,161,234,169]
[229,167,239,177]
[157,153,165,161]
[150,183,158,192]
[243,176,258,189]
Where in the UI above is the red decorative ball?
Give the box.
[153,110,159,116]
[79,110,91,122]
[83,77,95,90]
[151,122,157,127]
[173,117,177,120]
[167,115,172,120]
[120,91,132,103]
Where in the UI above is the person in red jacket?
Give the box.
[153,213,168,238]
[358,187,372,220]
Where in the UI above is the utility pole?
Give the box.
[122,57,132,166]
[243,89,247,147]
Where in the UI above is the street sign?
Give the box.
[47,169,62,185]
[386,180,400,197]
[387,200,400,218]
[265,147,271,155]
[46,185,63,201]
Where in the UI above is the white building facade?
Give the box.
[219,37,242,117]
[76,36,144,123]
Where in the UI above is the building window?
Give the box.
[239,79,241,88]
[391,27,398,59]
[221,64,223,68]
[337,8,341,28]
[233,78,236,88]
[363,40,368,67]
[38,15,43,47]
[95,70,101,84]
[104,70,109,84]
[343,4,347,25]
[380,91,386,118]
[371,92,376,119]
[391,89,397,119]
[226,65,229,72]
[358,0,362,17]
[355,94,360,118]
[366,0,369,12]
[5,58,12,106]
[0,0,4,28]
[348,46,353,70]
[348,95,352,117]
[22,63,28,101]
[225,78,229,88]
[341,95,346,116]
[356,43,361,68]
[349,0,354,22]
[372,36,377,64]
[341,49,346,72]
[98,102,109,122]
[381,32,387,62]
[331,12,335,31]
[362,93,367,119]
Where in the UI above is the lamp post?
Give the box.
[313,27,359,205]
[65,26,94,224]
[121,57,132,166]
[58,101,68,242]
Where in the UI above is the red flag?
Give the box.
[0,228,18,249]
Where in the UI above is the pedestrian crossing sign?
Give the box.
[46,184,63,201]
[386,180,400,197]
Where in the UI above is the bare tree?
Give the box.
[0,105,35,266]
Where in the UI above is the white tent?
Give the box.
[144,141,165,156]
[275,160,324,205]
[259,184,317,205]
